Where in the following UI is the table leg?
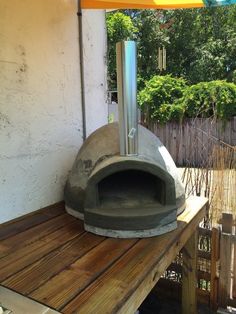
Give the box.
[182,230,198,314]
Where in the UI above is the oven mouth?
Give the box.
[84,157,176,211]
[98,170,165,209]
[82,160,179,236]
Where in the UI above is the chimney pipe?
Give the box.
[116,41,138,156]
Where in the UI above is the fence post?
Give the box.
[218,213,233,308]
[210,227,220,311]
[233,226,236,299]
[182,230,198,314]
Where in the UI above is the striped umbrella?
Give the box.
[81,0,236,9]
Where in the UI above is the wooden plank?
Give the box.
[171,123,177,163]
[0,202,65,241]
[232,117,236,146]
[182,231,198,314]
[62,197,207,314]
[30,238,138,310]
[233,234,236,299]
[3,232,105,295]
[0,220,84,282]
[210,227,220,311]
[179,122,183,166]
[222,213,233,234]
[183,121,187,166]
[0,214,76,259]
[218,214,233,308]
[150,118,234,166]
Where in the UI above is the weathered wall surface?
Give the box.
[0,0,107,223]
[83,10,108,136]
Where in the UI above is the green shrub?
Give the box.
[139,76,236,123]
[154,104,171,124]
[154,103,185,124]
[169,104,185,121]
[182,81,236,120]
[138,75,186,122]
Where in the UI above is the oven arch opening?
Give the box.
[97,169,166,209]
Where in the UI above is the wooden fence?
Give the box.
[147,117,236,310]
[146,117,236,167]
[154,212,236,311]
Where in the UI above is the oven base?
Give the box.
[84,221,177,238]
[66,204,185,238]
[66,205,84,220]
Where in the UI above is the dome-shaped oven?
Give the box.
[64,123,185,238]
[65,40,185,237]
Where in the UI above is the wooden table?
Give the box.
[0,196,208,314]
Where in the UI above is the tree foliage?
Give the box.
[106,6,236,88]
[182,81,236,119]
[138,75,186,122]
[130,10,170,86]
[106,12,137,89]
[106,7,236,122]
[138,76,236,123]
[165,7,236,83]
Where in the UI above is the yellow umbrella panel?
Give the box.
[81,0,236,9]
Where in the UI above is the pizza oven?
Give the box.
[64,41,185,238]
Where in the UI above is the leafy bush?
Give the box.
[138,76,236,123]
[154,104,171,123]
[169,104,185,121]
[152,103,185,123]
[138,75,186,123]
[182,81,236,120]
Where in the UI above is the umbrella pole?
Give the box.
[78,0,87,141]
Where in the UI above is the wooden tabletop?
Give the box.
[0,196,208,314]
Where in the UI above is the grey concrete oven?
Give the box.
[64,41,185,238]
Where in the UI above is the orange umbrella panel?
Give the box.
[81,0,236,9]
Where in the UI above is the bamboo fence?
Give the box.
[149,117,236,311]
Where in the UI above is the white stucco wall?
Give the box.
[83,10,108,136]
[0,1,107,223]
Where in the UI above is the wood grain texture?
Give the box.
[150,118,236,166]
[62,197,207,314]
[3,232,105,294]
[0,202,65,241]
[0,196,208,314]
[218,214,233,308]
[233,235,236,299]
[182,231,198,314]
[210,227,220,311]
[218,233,232,308]
[30,238,138,309]
[0,220,84,281]
[0,214,76,259]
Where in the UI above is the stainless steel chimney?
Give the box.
[116,41,138,156]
